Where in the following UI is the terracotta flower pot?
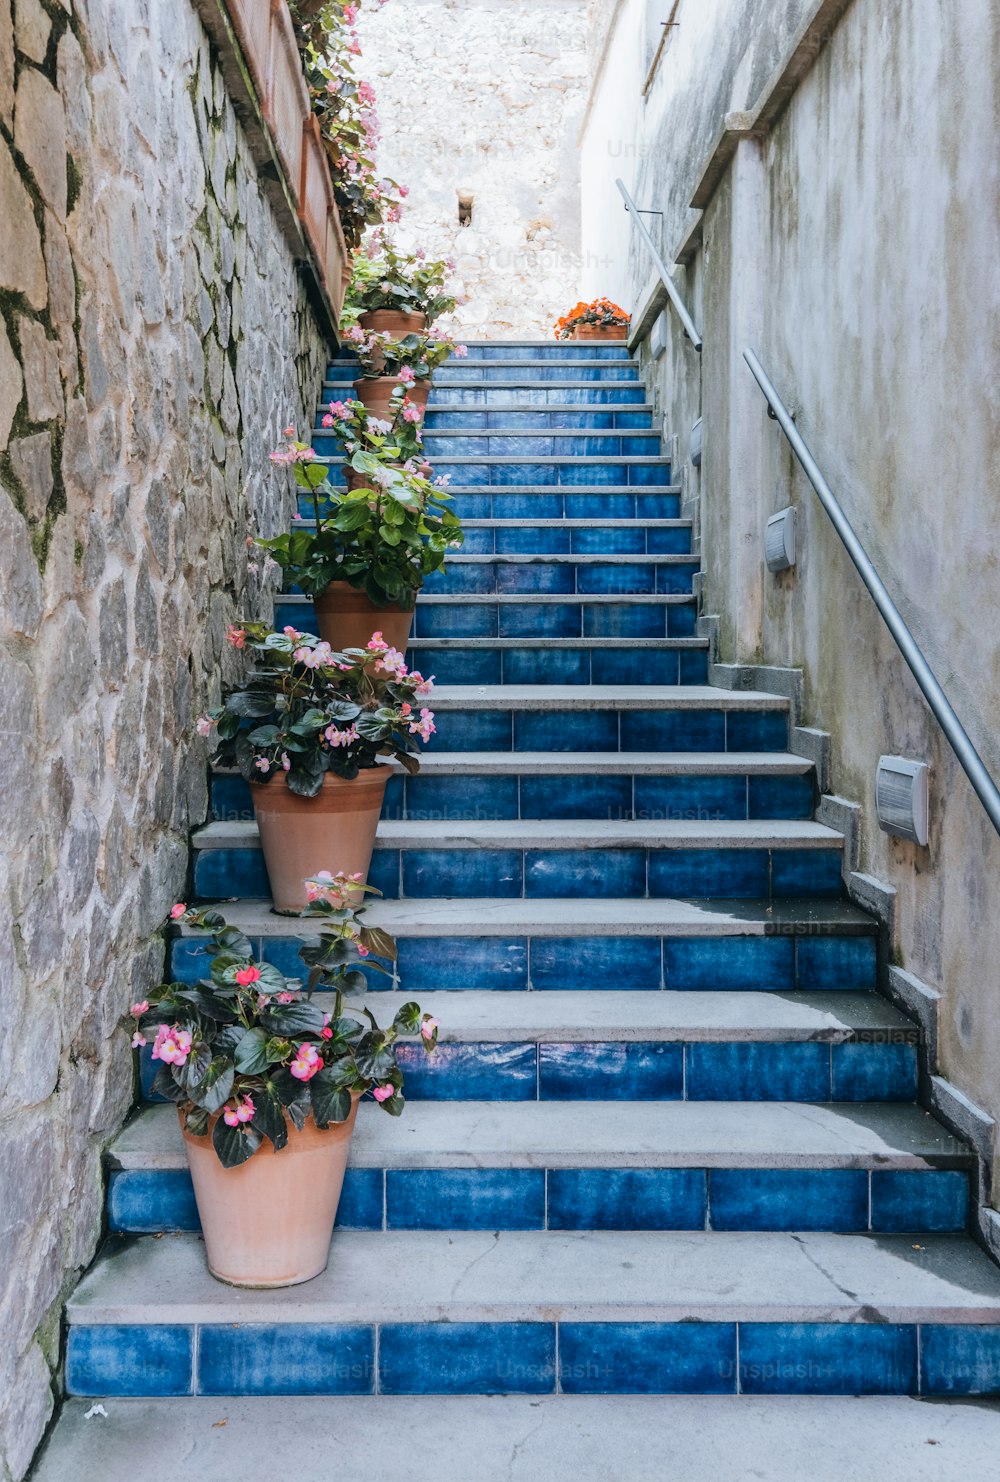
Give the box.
[251,769,391,914]
[314,580,414,655]
[571,323,628,340]
[180,1099,360,1288]
[358,310,428,336]
[354,376,430,420]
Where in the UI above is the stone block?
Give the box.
[0,2,12,131]
[8,430,52,520]
[133,553,160,656]
[0,134,46,309]
[0,317,22,448]
[97,576,128,686]
[57,26,91,154]
[0,491,42,637]
[19,316,63,423]
[14,67,67,220]
[0,1341,53,1482]
[15,0,50,62]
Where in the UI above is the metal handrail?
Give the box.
[744,346,1000,839]
[616,177,702,351]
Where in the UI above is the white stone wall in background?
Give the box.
[356,0,590,339]
[0,2,326,1475]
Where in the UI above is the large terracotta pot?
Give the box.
[251,769,391,914]
[354,376,431,420]
[313,580,414,654]
[571,323,628,340]
[181,1099,360,1288]
[358,309,427,336]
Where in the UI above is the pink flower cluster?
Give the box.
[372,1084,395,1103]
[290,1043,323,1082]
[223,1096,255,1128]
[408,707,436,743]
[325,722,360,748]
[151,1025,192,1067]
[305,869,365,906]
[270,441,316,466]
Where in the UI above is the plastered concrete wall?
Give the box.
[355,0,589,339]
[0,1,326,1474]
[583,0,1000,1197]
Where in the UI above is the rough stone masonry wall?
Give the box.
[356,0,589,339]
[0,1,326,1475]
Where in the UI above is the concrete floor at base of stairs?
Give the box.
[32,1394,1000,1482]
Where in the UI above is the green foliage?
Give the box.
[344,240,458,327]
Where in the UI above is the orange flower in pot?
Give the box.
[554,297,631,341]
[261,418,464,655]
[202,625,439,914]
[128,890,439,1288]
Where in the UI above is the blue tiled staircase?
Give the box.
[63,339,1000,1417]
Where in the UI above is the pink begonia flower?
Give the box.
[398,365,416,384]
[324,722,360,748]
[305,869,336,902]
[170,903,187,920]
[131,1032,146,1049]
[376,646,407,677]
[294,448,315,464]
[292,511,303,520]
[277,991,296,1005]
[235,965,261,987]
[372,1084,395,1102]
[454,344,469,358]
[284,424,297,438]
[356,943,370,958]
[420,1017,440,1042]
[446,258,456,271]
[415,248,426,262]
[281,752,291,772]
[290,1043,323,1082]
[131,1000,150,1016]
[226,625,246,649]
[409,707,436,743]
[434,474,452,489]
[283,627,302,640]
[321,1014,333,1041]
[400,702,412,717]
[223,1095,255,1127]
[255,757,270,772]
[368,631,389,652]
[410,672,435,700]
[386,206,401,223]
[257,993,272,1010]
[367,416,392,435]
[398,184,410,198]
[196,716,213,737]
[322,413,335,428]
[151,1025,193,1067]
[402,403,421,424]
[344,326,364,343]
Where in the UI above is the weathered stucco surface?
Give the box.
[583,0,1000,1199]
[356,0,589,339]
[0,1,325,1474]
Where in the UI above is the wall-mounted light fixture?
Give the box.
[876,756,929,846]
[764,506,796,572]
[650,311,668,360]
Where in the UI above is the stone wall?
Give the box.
[355,0,589,340]
[0,1,327,1475]
[581,1,1000,1213]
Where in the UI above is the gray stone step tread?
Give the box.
[67,1229,1000,1324]
[181,895,870,937]
[192,818,843,852]
[325,380,647,389]
[281,590,695,605]
[33,1396,1000,1482]
[215,750,810,778]
[123,987,905,1048]
[111,1098,960,1174]
[406,684,786,709]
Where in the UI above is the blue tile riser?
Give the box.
[295,492,683,520]
[139,1036,915,1107]
[420,561,700,597]
[421,411,655,430]
[107,1166,967,1236]
[171,929,877,994]
[193,844,844,903]
[65,1318,999,1396]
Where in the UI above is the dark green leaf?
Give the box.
[212,1116,263,1168]
[250,1082,289,1151]
[310,1073,354,1129]
[264,999,327,1036]
[190,1057,235,1114]
[234,1027,269,1074]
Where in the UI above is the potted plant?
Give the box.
[345,327,467,419]
[288,0,407,252]
[554,297,631,341]
[127,883,440,1287]
[344,237,458,335]
[201,627,437,913]
[263,422,463,651]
